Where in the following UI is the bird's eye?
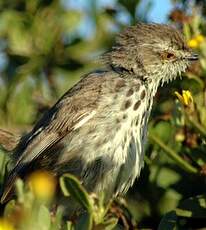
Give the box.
[166,53,175,59]
[161,52,176,60]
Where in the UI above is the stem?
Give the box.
[148,133,199,174]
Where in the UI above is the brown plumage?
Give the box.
[1,23,198,203]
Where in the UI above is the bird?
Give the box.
[0,23,198,203]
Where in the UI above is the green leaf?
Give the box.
[158,211,178,230]
[37,205,51,230]
[61,11,82,32]
[16,178,25,203]
[60,174,93,213]
[176,195,206,218]
[7,79,36,124]
[67,221,74,230]
[75,213,92,230]
[150,121,172,143]
[4,199,16,217]
[50,207,63,230]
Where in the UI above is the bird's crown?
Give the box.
[103,23,198,84]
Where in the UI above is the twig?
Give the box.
[149,133,199,174]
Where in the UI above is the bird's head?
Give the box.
[104,23,198,85]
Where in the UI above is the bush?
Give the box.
[0,0,206,229]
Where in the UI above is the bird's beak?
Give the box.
[185,53,199,61]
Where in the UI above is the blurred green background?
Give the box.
[0,0,206,229]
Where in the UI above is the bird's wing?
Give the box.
[15,111,96,166]
[15,72,105,165]
[1,72,107,203]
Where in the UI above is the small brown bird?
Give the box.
[1,23,198,203]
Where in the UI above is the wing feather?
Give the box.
[1,73,105,203]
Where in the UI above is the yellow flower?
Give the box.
[28,170,56,200]
[175,90,193,107]
[187,38,198,48]
[0,218,14,230]
[187,34,205,48]
[196,34,204,43]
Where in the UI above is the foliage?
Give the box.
[0,0,206,229]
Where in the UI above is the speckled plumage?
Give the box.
[1,23,198,203]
